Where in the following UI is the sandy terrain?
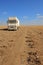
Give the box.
[0,26,43,65]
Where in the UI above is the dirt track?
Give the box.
[0,26,43,65]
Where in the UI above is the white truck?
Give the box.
[7,17,20,30]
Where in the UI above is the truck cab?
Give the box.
[7,17,20,30]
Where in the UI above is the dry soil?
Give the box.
[0,26,43,65]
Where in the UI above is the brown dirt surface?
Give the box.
[0,26,43,65]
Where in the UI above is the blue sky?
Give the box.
[0,0,43,25]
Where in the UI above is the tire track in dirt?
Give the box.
[0,26,43,65]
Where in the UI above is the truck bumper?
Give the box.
[8,26,17,31]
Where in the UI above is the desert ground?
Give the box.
[0,26,43,65]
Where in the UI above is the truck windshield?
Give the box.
[8,20,17,23]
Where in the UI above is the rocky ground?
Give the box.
[0,26,43,65]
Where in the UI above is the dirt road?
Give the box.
[0,26,43,65]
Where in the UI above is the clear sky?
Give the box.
[0,0,43,25]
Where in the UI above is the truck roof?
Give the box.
[8,17,17,20]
